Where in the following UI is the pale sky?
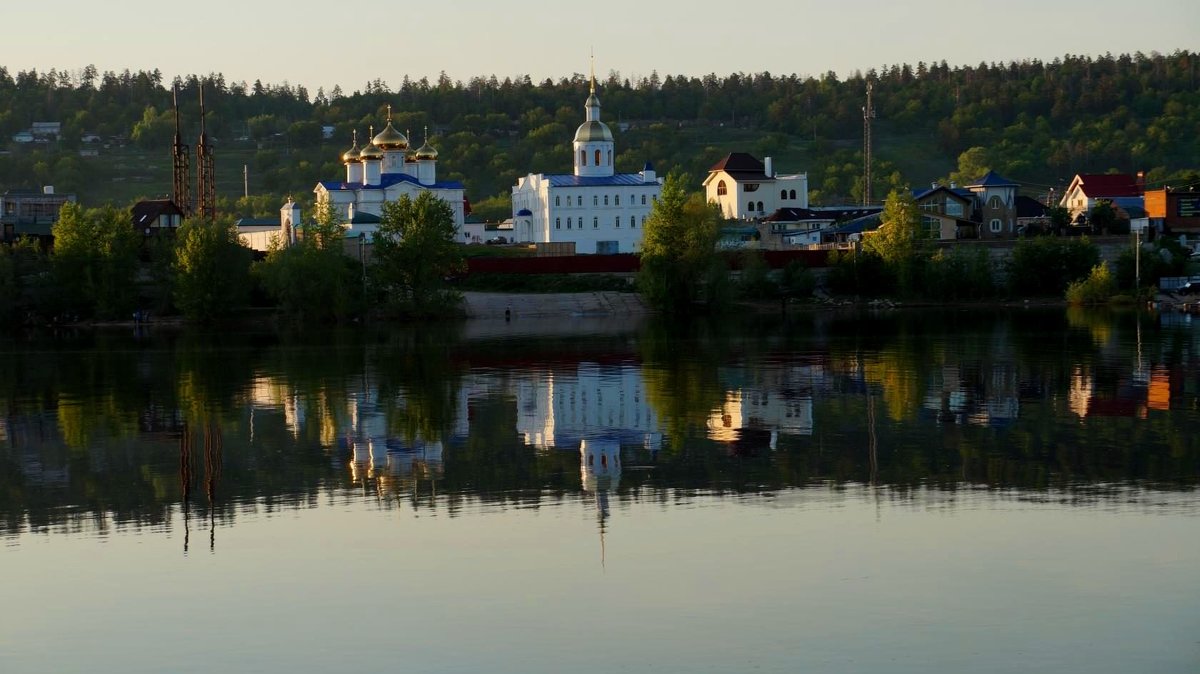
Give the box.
[5,0,1197,93]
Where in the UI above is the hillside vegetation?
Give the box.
[1,51,1197,220]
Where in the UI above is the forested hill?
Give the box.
[1,50,1197,219]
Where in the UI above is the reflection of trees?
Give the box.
[639,318,731,450]
[372,323,464,444]
[0,311,1198,540]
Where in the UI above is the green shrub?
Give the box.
[1065,262,1117,305]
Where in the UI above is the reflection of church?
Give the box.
[580,438,621,567]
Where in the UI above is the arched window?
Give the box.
[790,189,797,200]
[555,217,561,229]
[555,195,560,207]
[614,194,620,206]
[630,215,636,227]
[748,204,755,214]
[567,195,572,207]
[717,180,728,196]
[781,189,788,199]
[567,217,572,229]
[642,195,648,205]
[604,195,609,206]
[593,195,598,206]
[580,149,586,166]
[614,216,620,227]
[595,149,601,165]
[593,216,598,228]
[988,195,1001,210]
[758,201,764,212]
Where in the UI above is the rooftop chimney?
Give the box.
[43,185,54,195]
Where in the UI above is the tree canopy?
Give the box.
[372,191,464,316]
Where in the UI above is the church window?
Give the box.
[781,189,788,199]
[593,217,599,228]
[594,195,599,206]
[790,190,797,200]
[595,149,601,165]
[717,180,727,196]
[614,216,620,227]
[556,217,561,229]
[567,217,572,229]
[555,195,560,207]
[642,195,647,205]
[630,215,636,228]
[567,195,572,207]
[604,195,609,206]
[614,194,620,206]
[580,149,586,166]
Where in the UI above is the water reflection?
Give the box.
[1,308,1198,543]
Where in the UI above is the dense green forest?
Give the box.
[1,50,1198,220]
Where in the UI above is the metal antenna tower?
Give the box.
[196,85,217,221]
[171,85,191,216]
[863,82,876,206]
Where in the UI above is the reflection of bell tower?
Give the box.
[580,438,622,568]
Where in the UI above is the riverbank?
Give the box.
[460,291,648,320]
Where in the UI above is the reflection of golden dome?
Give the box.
[372,121,408,150]
[341,131,360,163]
[359,126,384,160]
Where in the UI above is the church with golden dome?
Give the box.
[511,68,662,254]
[312,106,467,239]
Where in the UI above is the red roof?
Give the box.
[1076,174,1141,198]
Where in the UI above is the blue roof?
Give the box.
[319,172,465,192]
[546,173,656,188]
[967,170,1018,188]
[831,213,882,235]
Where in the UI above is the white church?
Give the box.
[296,107,467,243]
[511,72,662,254]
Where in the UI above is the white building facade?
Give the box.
[702,153,809,220]
[310,109,467,241]
[511,77,661,254]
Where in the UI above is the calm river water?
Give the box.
[1,308,1197,673]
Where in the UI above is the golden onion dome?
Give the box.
[359,127,384,160]
[372,121,409,150]
[414,127,438,160]
[341,131,361,163]
[359,142,384,160]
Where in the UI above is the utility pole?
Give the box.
[243,164,249,199]
[862,82,876,206]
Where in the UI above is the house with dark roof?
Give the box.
[703,153,809,220]
[1060,173,1143,219]
[130,199,184,235]
[1015,195,1050,235]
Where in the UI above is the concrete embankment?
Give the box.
[461,291,648,320]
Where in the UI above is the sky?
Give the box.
[3,0,1196,93]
